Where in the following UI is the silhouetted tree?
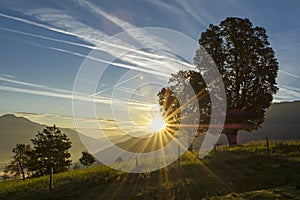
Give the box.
[195,17,278,145]
[157,70,211,144]
[79,151,95,168]
[115,156,123,163]
[27,125,72,177]
[73,162,81,170]
[6,144,31,180]
[158,17,278,146]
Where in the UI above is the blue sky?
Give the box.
[0,0,300,128]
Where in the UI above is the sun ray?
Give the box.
[163,87,208,122]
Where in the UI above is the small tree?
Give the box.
[6,144,31,180]
[79,151,95,168]
[73,162,81,170]
[27,125,72,177]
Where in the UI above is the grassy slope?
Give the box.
[0,141,299,200]
[206,186,300,200]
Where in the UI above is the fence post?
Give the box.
[214,144,219,162]
[177,145,180,168]
[266,136,270,158]
[49,167,53,192]
[135,157,139,173]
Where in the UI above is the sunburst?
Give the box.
[150,116,166,132]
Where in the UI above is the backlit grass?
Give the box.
[0,140,299,199]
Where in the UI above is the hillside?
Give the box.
[206,186,300,199]
[0,141,299,199]
[216,101,300,144]
[0,114,86,164]
[240,101,300,141]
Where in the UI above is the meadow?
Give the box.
[0,140,299,199]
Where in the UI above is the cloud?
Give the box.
[0,7,206,117]
[279,70,300,79]
[1,25,193,73]
[0,75,155,110]
[12,111,151,134]
[271,28,300,80]
[0,73,17,79]
[0,12,84,39]
[0,26,96,50]
[145,0,181,14]
[25,8,111,44]
[46,46,170,78]
[274,85,300,102]
[1,10,194,79]
[76,0,165,48]
[71,1,195,67]
[0,74,72,94]
[174,0,212,27]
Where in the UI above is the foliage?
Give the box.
[79,151,95,167]
[159,17,279,145]
[158,70,211,131]
[5,144,31,180]
[27,125,72,177]
[157,70,211,150]
[196,17,279,145]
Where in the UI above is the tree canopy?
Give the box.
[79,151,96,167]
[6,144,31,180]
[196,17,278,145]
[158,17,278,146]
[27,125,72,177]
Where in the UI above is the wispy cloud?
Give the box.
[12,111,153,139]
[274,85,300,102]
[0,73,17,79]
[76,0,167,49]
[0,12,85,40]
[0,26,96,50]
[1,10,194,77]
[2,8,299,105]
[174,0,212,27]
[0,74,72,94]
[0,75,155,109]
[46,46,171,77]
[279,70,300,79]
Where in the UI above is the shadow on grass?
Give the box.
[0,141,299,199]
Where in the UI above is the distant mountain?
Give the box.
[1,101,299,166]
[0,114,133,167]
[0,114,87,164]
[217,101,300,144]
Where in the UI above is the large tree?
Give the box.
[159,17,278,146]
[195,17,278,145]
[6,144,31,180]
[27,125,72,177]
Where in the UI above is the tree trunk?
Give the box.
[225,130,238,146]
[18,160,25,180]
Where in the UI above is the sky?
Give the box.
[0,0,300,129]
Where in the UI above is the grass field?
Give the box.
[0,140,299,199]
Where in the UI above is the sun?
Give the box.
[150,116,166,132]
